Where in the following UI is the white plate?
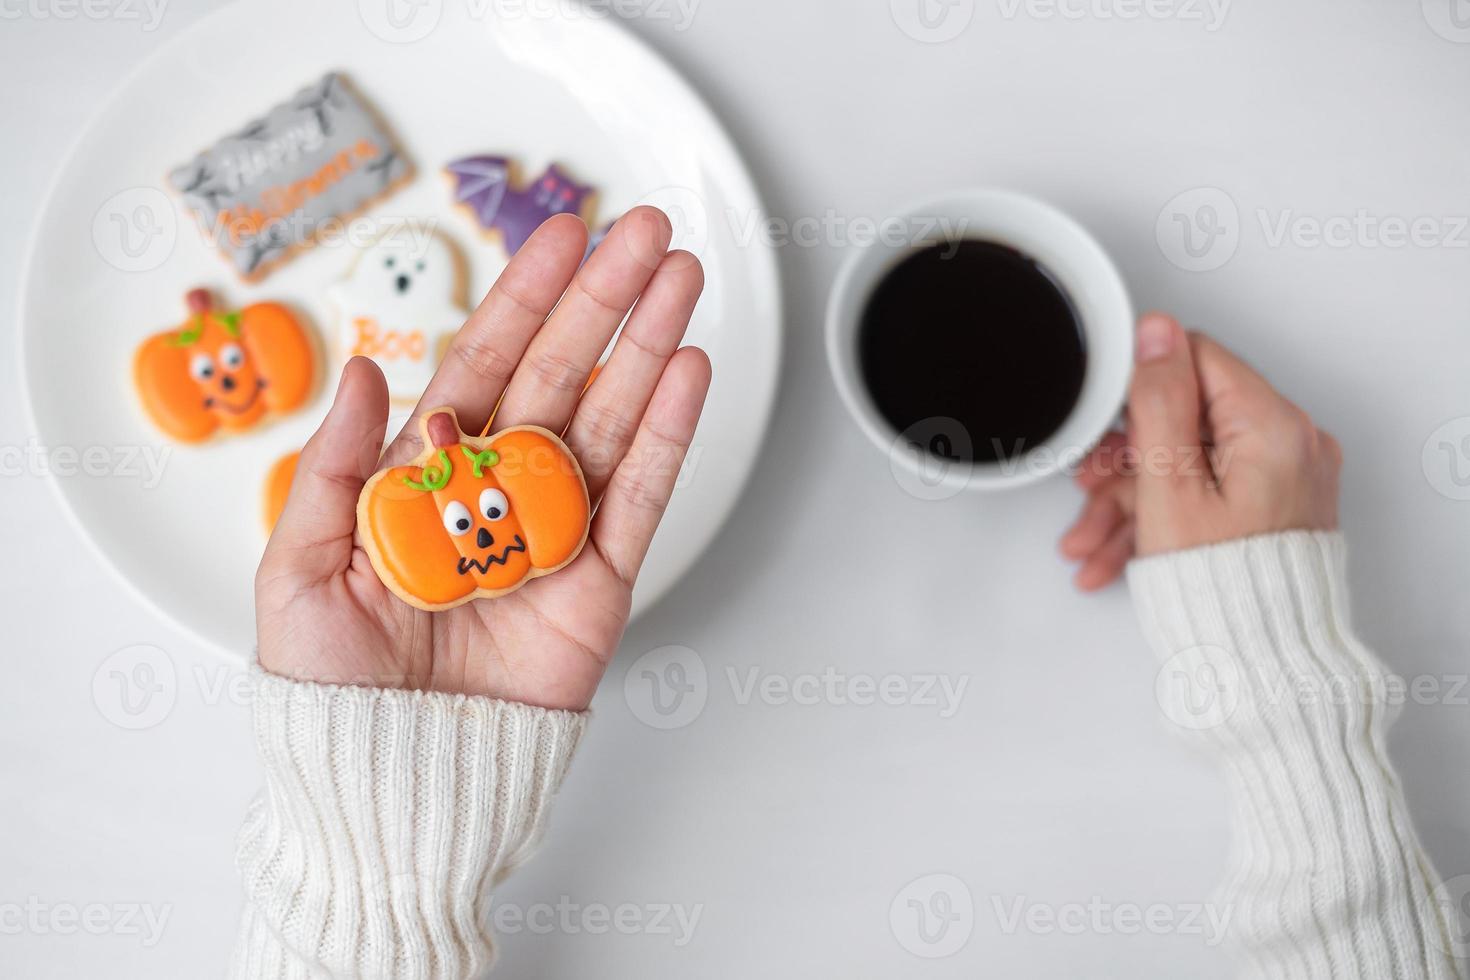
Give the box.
[19,0,780,658]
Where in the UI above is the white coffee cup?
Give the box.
[825,188,1134,494]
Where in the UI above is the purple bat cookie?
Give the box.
[446,156,594,255]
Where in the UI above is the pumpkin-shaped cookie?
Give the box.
[133,289,315,442]
[358,408,590,610]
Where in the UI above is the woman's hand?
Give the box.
[1061,312,1341,590]
[254,208,710,710]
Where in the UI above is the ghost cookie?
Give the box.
[445,157,595,255]
[134,289,315,443]
[331,223,465,403]
[358,408,589,610]
[169,72,411,281]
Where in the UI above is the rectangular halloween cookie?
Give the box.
[168,72,412,281]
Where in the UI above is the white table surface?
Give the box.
[4,1,1469,976]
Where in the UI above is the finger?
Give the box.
[1060,491,1125,560]
[1074,430,1128,491]
[1315,428,1343,529]
[265,357,389,575]
[1074,519,1135,592]
[1317,427,1343,470]
[1128,312,1210,494]
[564,250,704,500]
[491,206,673,435]
[588,346,711,587]
[380,214,588,466]
[1187,332,1294,444]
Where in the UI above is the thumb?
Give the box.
[264,357,389,577]
[1127,312,1209,494]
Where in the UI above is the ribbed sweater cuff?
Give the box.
[231,668,587,980]
[1128,531,1461,980]
[1128,530,1396,741]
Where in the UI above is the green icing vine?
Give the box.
[403,450,452,492]
[167,315,205,347]
[460,446,500,478]
[165,310,241,346]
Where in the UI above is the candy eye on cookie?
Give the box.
[189,352,215,382]
[480,488,509,521]
[442,501,473,536]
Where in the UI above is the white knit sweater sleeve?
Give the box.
[229,669,587,980]
[1127,530,1462,980]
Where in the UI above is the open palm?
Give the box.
[255,209,709,711]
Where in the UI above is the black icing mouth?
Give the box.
[205,378,265,415]
[457,535,526,575]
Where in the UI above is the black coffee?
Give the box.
[857,240,1086,464]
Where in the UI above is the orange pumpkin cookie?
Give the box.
[358,408,589,610]
[134,290,315,442]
